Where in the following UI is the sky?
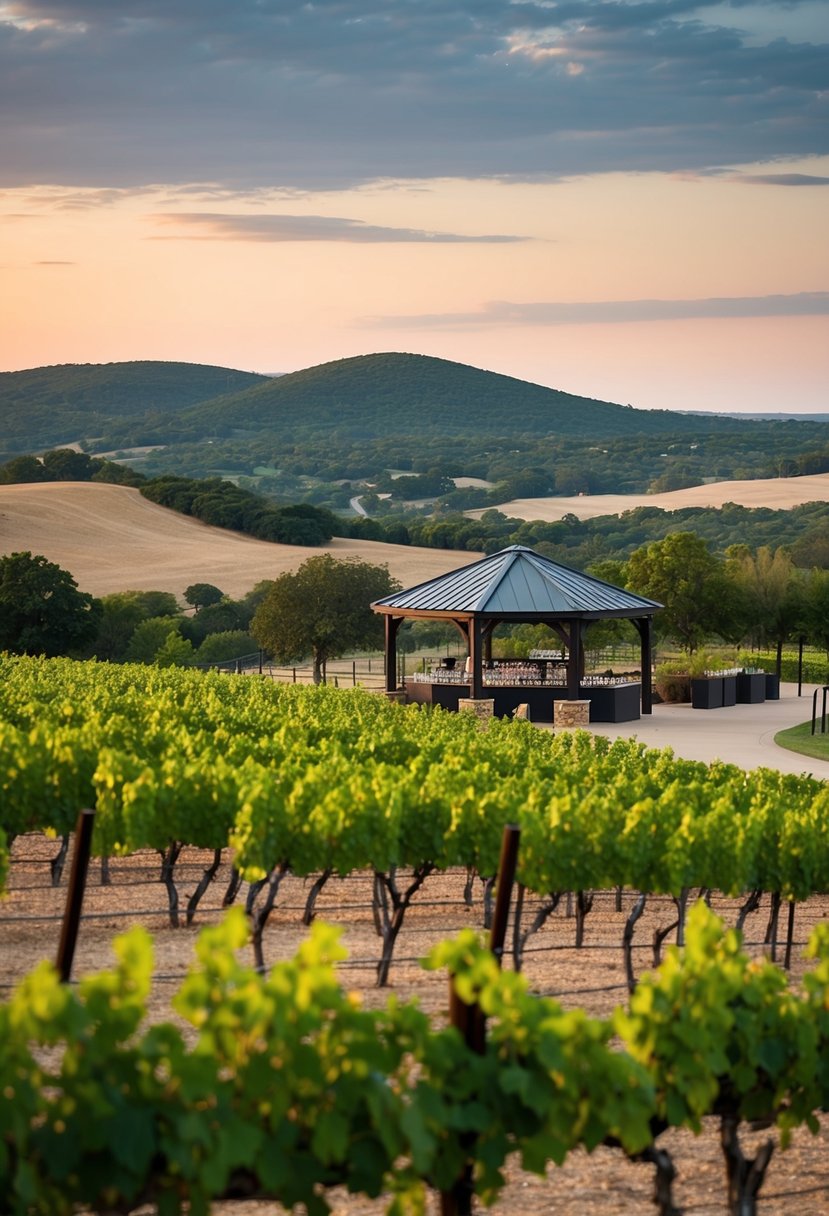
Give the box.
[1,0,828,414]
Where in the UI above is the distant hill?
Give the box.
[181,352,750,441]
[5,354,825,501]
[0,353,770,456]
[0,361,267,450]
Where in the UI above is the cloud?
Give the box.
[150,212,525,244]
[35,259,75,264]
[1,1,827,189]
[735,172,829,186]
[371,291,829,328]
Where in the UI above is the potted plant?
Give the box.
[654,659,691,703]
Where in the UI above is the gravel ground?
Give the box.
[3,834,829,1215]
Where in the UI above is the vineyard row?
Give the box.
[2,655,828,982]
[2,903,829,1216]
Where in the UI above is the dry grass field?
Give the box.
[0,482,477,599]
[476,472,829,524]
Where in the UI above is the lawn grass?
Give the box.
[774,720,829,762]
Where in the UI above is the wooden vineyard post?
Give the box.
[440,824,521,1216]
[56,809,95,983]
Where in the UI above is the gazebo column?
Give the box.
[566,621,583,700]
[482,620,496,664]
[469,616,484,700]
[635,616,653,714]
[384,615,402,693]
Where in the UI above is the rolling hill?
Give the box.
[1,353,755,457]
[0,361,267,451]
[0,482,476,599]
[180,352,750,441]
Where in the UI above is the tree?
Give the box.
[252,555,400,683]
[0,455,46,484]
[184,583,224,612]
[724,546,800,654]
[153,632,195,668]
[801,569,829,660]
[124,617,182,665]
[40,448,98,481]
[89,590,181,660]
[625,532,730,652]
[180,597,251,646]
[196,631,259,664]
[0,551,101,656]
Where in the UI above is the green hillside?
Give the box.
[181,352,749,441]
[0,361,267,450]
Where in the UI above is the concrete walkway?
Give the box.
[542,683,829,778]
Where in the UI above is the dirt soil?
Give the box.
[3,835,829,1215]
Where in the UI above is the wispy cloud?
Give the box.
[735,172,829,186]
[35,259,75,264]
[371,292,829,328]
[151,212,525,244]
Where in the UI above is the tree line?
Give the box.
[0,551,400,676]
[8,449,829,573]
[0,451,339,547]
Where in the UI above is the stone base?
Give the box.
[458,697,495,722]
[383,690,408,705]
[554,699,591,728]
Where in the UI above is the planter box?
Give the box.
[764,673,780,700]
[722,674,738,706]
[692,676,723,710]
[737,672,766,704]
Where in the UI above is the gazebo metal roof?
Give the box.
[373,545,661,619]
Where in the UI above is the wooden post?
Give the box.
[56,809,95,983]
[440,825,520,1216]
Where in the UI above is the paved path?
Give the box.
[540,683,829,778]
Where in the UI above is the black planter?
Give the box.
[765,673,780,700]
[722,674,738,706]
[692,676,723,709]
[737,672,766,704]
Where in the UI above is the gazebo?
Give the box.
[372,545,662,722]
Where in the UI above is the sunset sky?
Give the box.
[1,0,827,414]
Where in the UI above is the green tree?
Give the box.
[184,583,225,612]
[180,597,251,646]
[125,617,182,665]
[89,590,181,661]
[626,532,730,652]
[0,551,100,656]
[252,555,400,683]
[196,631,259,664]
[802,570,829,661]
[153,632,195,668]
[0,455,46,484]
[725,546,800,653]
[40,448,98,480]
